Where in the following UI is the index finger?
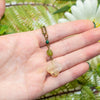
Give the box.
[34,20,94,47]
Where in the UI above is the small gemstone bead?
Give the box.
[47,49,53,56]
[46,40,49,44]
[46,60,62,77]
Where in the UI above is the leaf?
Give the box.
[96,63,100,77]
[53,1,75,14]
[81,86,96,100]
[1,0,65,33]
[96,86,100,91]
[53,5,70,14]
[98,0,100,4]
[56,0,76,2]
[0,25,8,35]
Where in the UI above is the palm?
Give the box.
[0,20,100,100]
[0,32,47,99]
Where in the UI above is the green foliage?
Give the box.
[53,1,75,14]
[1,0,100,100]
[53,0,76,14]
[98,1,100,4]
[81,86,96,100]
[0,24,8,35]
[2,0,65,33]
[96,86,100,91]
[96,63,100,77]
[53,5,70,14]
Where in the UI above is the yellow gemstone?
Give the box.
[46,60,62,77]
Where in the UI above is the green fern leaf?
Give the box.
[81,86,96,100]
[96,63,100,77]
[0,24,8,35]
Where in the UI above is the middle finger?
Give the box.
[41,27,100,60]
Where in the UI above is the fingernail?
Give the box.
[87,62,91,68]
[93,21,96,28]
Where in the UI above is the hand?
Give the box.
[0,20,100,99]
[0,1,100,99]
[0,0,5,19]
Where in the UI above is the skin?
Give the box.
[0,0,5,19]
[0,0,100,99]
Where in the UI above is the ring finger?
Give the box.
[46,42,100,75]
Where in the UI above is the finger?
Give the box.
[34,20,94,47]
[47,42,100,74]
[41,27,100,60]
[0,0,5,19]
[43,62,89,94]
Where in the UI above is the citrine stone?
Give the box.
[47,49,53,56]
[46,60,62,77]
[46,40,49,44]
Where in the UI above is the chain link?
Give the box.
[41,26,53,60]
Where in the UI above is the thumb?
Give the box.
[0,0,5,19]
